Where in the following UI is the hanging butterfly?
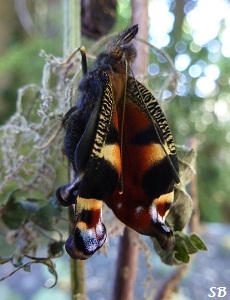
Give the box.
[56,24,180,260]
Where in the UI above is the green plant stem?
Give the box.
[63,0,81,57]
[69,207,86,298]
[63,1,86,299]
[113,227,139,300]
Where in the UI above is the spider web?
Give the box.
[0,51,82,199]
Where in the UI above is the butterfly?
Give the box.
[56,24,180,260]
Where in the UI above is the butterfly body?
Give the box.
[56,25,179,259]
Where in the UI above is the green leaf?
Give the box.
[166,146,195,233]
[176,146,196,185]
[1,192,28,229]
[166,188,193,231]
[31,198,61,231]
[2,191,61,232]
[48,241,65,258]
[31,205,54,231]
[21,198,46,215]
[174,242,190,263]
[189,233,208,251]
[152,231,207,265]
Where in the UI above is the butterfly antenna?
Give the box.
[115,24,138,45]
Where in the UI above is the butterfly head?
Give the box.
[106,24,138,64]
[93,25,138,72]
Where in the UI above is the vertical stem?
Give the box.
[113,227,139,300]
[69,208,86,298]
[131,0,149,76]
[62,1,85,299]
[113,1,149,299]
[63,0,81,57]
[187,138,200,233]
